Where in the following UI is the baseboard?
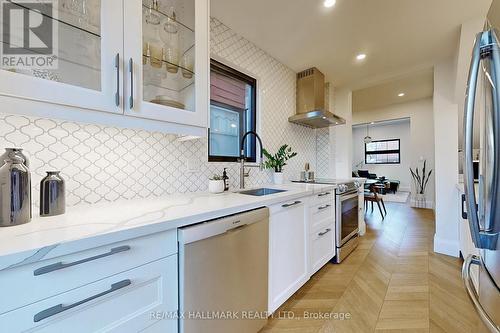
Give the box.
[433,235,460,257]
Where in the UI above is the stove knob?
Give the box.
[338,184,346,193]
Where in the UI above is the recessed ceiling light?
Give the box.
[323,0,336,8]
[398,93,405,97]
[356,53,366,61]
[370,122,375,125]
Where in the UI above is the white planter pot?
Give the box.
[411,193,426,208]
[209,180,225,193]
[273,172,284,184]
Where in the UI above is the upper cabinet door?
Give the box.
[0,0,124,114]
[123,0,209,129]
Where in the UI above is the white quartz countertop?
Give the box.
[0,182,337,270]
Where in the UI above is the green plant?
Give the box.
[209,174,222,181]
[262,144,297,173]
[410,160,433,195]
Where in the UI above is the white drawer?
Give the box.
[0,229,177,314]
[310,220,335,274]
[310,201,334,227]
[310,190,334,206]
[0,256,178,333]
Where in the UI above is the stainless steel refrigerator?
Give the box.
[463,1,500,332]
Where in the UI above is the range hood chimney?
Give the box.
[288,67,346,128]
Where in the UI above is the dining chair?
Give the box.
[364,184,387,219]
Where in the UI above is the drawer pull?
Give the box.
[33,279,131,323]
[318,228,331,237]
[318,192,331,197]
[282,200,302,208]
[318,204,331,211]
[33,245,131,276]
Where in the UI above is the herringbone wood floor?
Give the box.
[261,203,488,333]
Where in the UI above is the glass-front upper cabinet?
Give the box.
[0,0,123,113]
[123,0,209,129]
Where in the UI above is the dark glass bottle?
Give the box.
[223,168,229,191]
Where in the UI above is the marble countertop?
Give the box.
[0,182,337,270]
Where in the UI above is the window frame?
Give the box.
[364,139,401,165]
[208,59,257,163]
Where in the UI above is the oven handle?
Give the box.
[339,192,358,201]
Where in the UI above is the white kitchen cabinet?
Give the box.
[268,198,309,313]
[358,186,366,236]
[123,0,209,129]
[0,0,123,114]
[0,256,178,333]
[0,0,209,134]
[308,189,335,275]
[0,230,178,333]
[310,218,335,274]
[0,229,177,315]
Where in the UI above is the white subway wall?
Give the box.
[0,18,316,208]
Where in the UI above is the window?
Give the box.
[365,139,400,164]
[208,60,257,162]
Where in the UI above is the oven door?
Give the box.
[336,191,359,246]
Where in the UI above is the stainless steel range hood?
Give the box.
[288,67,346,128]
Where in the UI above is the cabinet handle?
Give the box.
[33,245,131,276]
[318,204,331,211]
[129,58,134,109]
[33,279,131,323]
[282,200,302,208]
[318,228,331,237]
[114,53,120,106]
[318,192,331,197]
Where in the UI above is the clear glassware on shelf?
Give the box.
[160,7,179,73]
[145,0,160,25]
[181,46,194,79]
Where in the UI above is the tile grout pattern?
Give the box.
[0,18,319,208]
[261,203,487,333]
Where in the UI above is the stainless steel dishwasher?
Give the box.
[178,207,269,333]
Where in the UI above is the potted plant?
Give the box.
[208,174,225,193]
[263,144,297,184]
[409,160,433,208]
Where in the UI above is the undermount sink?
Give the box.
[238,188,288,196]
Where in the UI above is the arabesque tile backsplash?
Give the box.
[0,18,324,208]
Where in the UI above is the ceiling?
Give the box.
[211,0,491,89]
[352,69,434,112]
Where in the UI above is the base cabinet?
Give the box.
[268,199,309,313]
[310,219,335,273]
[0,256,178,332]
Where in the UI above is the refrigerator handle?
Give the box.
[464,31,484,248]
[461,194,468,220]
[462,255,500,333]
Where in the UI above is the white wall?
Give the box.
[352,119,411,191]
[352,98,435,206]
[433,59,460,257]
[331,88,353,179]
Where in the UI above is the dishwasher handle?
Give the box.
[178,207,269,245]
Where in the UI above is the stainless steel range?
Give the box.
[334,182,360,263]
[292,179,361,263]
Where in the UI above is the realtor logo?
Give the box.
[1,0,58,69]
